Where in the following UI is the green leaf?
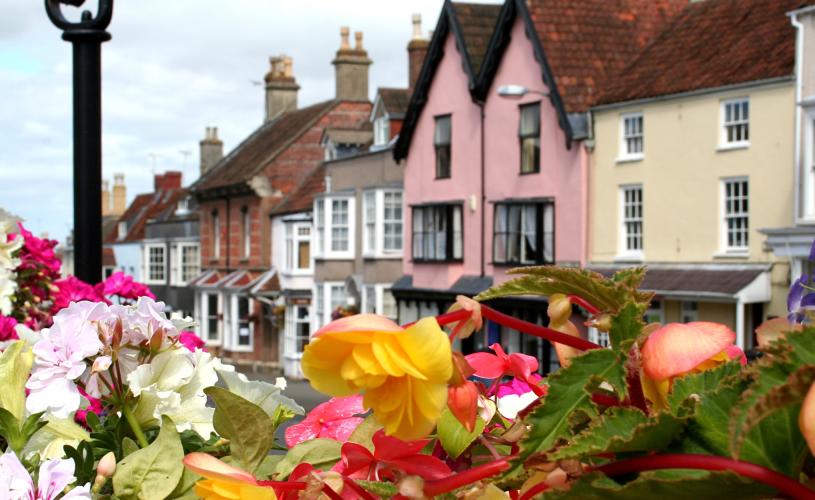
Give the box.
[0,408,22,452]
[23,416,90,460]
[355,480,399,498]
[512,349,627,476]
[475,266,652,314]
[112,416,184,500]
[667,361,742,414]
[274,438,342,480]
[437,408,486,459]
[547,408,685,461]
[672,377,745,457]
[168,468,200,500]
[62,441,96,486]
[205,386,276,474]
[541,470,774,499]
[0,341,33,422]
[729,328,815,475]
[217,369,304,417]
[609,301,645,350]
[121,437,140,458]
[348,414,381,451]
[255,454,285,480]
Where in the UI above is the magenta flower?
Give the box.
[15,223,61,275]
[465,343,539,381]
[97,271,155,301]
[284,396,366,447]
[52,276,108,313]
[178,331,206,352]
[0,315,18,341]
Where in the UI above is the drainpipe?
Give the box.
[792,12,804,225]
[479,100,486,278]
[735,299,745,350]
[225,197,231,270]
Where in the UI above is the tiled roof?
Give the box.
[527,0,686,113]
[271,164,326,215]
[102,247,116,267]
[193,100,339,192]
[106,189,187,243]
[589,267,766,297]
[597,0,813,105]
[450,2,503,75]
[377,88,411,116]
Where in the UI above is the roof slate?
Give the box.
[271,164,326,215]
[106,189,187,243]
[193,100,339,192]
[377,87,411,116]
[450,2,503,75]
[597,0,814,105]
[589,267,765,296]
[527,0,686,113]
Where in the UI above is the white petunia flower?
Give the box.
[0,267,17,316]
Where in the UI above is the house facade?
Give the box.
[392,0,682,370]
[590,0,805,349]
[191,30,371,369]
[763,5,815,290]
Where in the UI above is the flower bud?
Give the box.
[97,451,116,478]
[547,294,572,324]
[398,475,425,499]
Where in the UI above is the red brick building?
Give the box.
[191,30,372,367]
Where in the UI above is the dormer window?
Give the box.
[117,221,127,240]
[176,197,190,214]
[374,116,390,147]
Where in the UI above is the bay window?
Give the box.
[285,222,311,272]
[493,201,554,265]
[229,295,253,350]
[179,243,200,283]
[412,204,463,262]
[313,282,347,329]
[363,189,403,257]
[201,292,221,345]
[285,305,311,357]
[361,284,397,321]
[313,196,355,259]
[145,244,166,283]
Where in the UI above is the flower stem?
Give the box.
[480,305,601,351]
[518,481,550,500]
[423,458,510,496]
[567,295,601,315]
[122,404,149,448]
[593,454,815,499]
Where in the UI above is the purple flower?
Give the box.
[788,238,815,323]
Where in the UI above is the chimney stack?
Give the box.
[265,55,299,122]
[155,171,183,192]
[200,127,224,175]
[112,174,126,216]
[101,180,111,216]
[332,27,372,101]
[407,14,429,92]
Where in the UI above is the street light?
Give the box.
[496,84,550,99]
[44,0,113,285]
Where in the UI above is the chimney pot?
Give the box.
[333,27,371,101]
[264,54,299,121]
[411,14,422,39]
[200,127,224,175]
[354,31,363,50]
[112,173,126,216]
[340,27,350,49]
[407,15,430,92]
[101,180,111,216]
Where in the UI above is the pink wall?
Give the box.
[403,18,589,290]
[483,17,587,284]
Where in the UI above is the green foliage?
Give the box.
[513,349,627,475]
[0,409,46,454]
[348,415,381,451]
[168,468,200,500]
[437,408,486,459]
[542,470,775,499]
[547,408,685,461]
[0,341,33,423]
[670,376,745,457]
[355,480,399,498]
[609,301,645,350]
[475,266,652,314]
[112,416,184,500]
[274,438,342,479]
[667,361,742,414]
[205,386,276,474]
[62,441,96,486]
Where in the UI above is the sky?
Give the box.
[0,0,496,244]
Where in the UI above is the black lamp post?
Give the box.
[44,0,113,284]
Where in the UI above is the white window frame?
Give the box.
[618,112,644,162]
[212,212,220,259]
[312,196,355,260]
[373,116,390,147]
[719,97,750,149]
[177,242,200,285]
[681,301,699,323]
[360,284,397,320]
[285,222,312,274]
[227,294,254,352]
[284,304,311,358]
[617,185,643,261]
[200,292,222,346]
[720,177,749,254]
[803,111,815,220]
[363,189,404,258]
[144,244,166,284]
[644,300,664,324]
[117,221,127,240]
[312,282,346,329]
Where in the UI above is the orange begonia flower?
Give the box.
[183,452,275,500]
[301,314,452,441]
[801,381,815,456]
[641,322,746,409]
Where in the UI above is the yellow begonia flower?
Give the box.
[183,452,275,500]
[302,314,452,441]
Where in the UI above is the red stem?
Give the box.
[423,458,510,496]
[625,361,648,413]
[480,305,601,351]
[593,454,815,500]
[405,308,471,329]
[320,484,344,500]
[518,481,550,500]
[341,477,377,500]
[567,295,601,315]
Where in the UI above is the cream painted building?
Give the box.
[588,0,803,349]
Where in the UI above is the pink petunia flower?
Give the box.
[284,396,366,447]
[96,272,155,301]
[0,450,90,499]
[178,331,206,352]
[52,276,108,313]
[0,315,18,342]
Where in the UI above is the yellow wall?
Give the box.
[591,83,794,264]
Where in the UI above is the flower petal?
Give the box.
[465,352,506,379]
[801,382,815,457]
[183,452,257,484]
[641,322,736,381]
[314,313,402,338]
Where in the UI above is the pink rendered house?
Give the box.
[392,0,683,369]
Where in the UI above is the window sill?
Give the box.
[223,346,254,354]
[281,269,313,277]
[519,169,540,176]
[712,250,749,259]
[363,253,403,260]
[411,259,464,264]
[492,261,553,267]
[717,142,750,152]
[614,253,644,263]
[208,258,219,264]
[616,155,644,164]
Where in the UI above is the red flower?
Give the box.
[336,429,451,481]
[52,276,108,312]
[178,331,206,352]
[97,271,155,301]
[0,315,18,341]
[285,396,365,447]
[466,343,539,382]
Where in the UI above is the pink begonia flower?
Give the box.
[178,331,206,352]
[0,450,90,499]
[52,276,109,313]
[285,395,365,447]
[641,322,747,409]
[466,343,539,382]
[495,376,544,420]
[26,302,105,419]
[74,390,104,429]
[0,315,18,341]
